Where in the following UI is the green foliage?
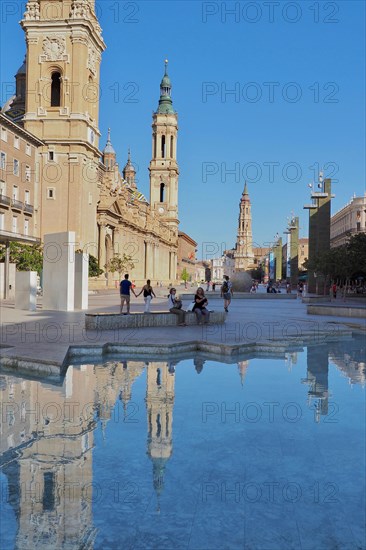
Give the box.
[105,253,135,276]
[181,267,190,282]
[0,242,43,274]
[306,233,366,281]
[89,255,103,277]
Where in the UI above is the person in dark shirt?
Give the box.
[120,273,137,314]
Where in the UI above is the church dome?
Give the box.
[103,128,115,154]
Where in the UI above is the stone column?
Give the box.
[98,224,107,271]
[74,251,88,310]
[274,238,282,281]
[15,271,37,311]
[43,231,76,311]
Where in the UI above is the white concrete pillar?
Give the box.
[43,231,75,311]
[15,271,37,311]
[74,251,89,310]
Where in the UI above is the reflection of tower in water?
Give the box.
[237,360,249,386]
[146,362,175,513]
[301,346,329,422]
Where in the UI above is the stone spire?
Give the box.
[234,181,254,271]
[122,149,136,188]
[103,128,116,169]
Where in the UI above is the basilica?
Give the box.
[1,0,183,285]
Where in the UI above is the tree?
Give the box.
[105,253,135,278]
[0,242,43,274]
[181,267,190,288]
[89,255,103,277]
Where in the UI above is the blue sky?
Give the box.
[1,1,365,257]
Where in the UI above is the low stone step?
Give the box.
[85,310,226,330]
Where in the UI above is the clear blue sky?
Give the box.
[1,1,365,257]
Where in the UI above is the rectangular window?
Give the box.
[48,151,54,161]
[12,216,17,233]
[42,472,55,512]
[0,152,5,170]
[24,219,29,236]
[13,159,19,176]
[12,186,18,200]
[25,165,31,182]
[25,190,30,204]
[47,188,55,199]
[1,127,7,142]
[0,180,5,196]
[14,135,20,149]
[0,213,4,230]
[26,143,31,156]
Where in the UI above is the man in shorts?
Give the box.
[120,273,137,314]
[221,275,233,313]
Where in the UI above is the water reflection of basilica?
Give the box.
[0,339,364,547]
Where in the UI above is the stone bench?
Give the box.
[85,311,226,330]
[307,304,366,318]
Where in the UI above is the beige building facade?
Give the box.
[2,0,186,285]
[177,231,197,281]
[0,113,43,241]
[330,194,366,248]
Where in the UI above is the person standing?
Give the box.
[332,282,337,299]
[168,288,187,326]
[221,275,233,313]
[120,273,137,314]
[193,287,210,324]
[136,279,156,313]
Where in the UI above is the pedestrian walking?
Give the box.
[193,287,210,324]
[136,279,156,313]
[221,275,233,312]
[332,282,337,299]
[168,288,187,326]
[120,273,137,314]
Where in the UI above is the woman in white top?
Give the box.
[168,288,186,326]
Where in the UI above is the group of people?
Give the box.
[119,274,234,326]
[168,275,233,326]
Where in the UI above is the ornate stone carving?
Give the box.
[87,47,97,75]
[41,35,67,62]
[70,0,90,19]
[24,1,40,21]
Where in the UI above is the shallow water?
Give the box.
[1,336,365,549]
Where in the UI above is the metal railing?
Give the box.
[11,199,24,210]
[0,194,11,206]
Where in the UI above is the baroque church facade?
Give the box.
[3,0,180,284]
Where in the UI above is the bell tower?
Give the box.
[149,61,179,235]
[20,0,106,247]
[234,182,254,270]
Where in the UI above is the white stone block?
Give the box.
[74,252,89,310]
[43,232,76,311]
[0,263,16,300]
[15,271,37,311]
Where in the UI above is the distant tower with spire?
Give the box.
[149,60,179,236]
[234,182,254,271]
[122,149,136,188]
[102,128,116,170]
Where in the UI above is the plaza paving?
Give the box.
[1,288,364,368]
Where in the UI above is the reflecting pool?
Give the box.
[1,336,365,549]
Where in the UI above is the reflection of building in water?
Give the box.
[145,362,175,512]
[0,360,146,548]
[285,352,298,371]
[237,361,249,386]
[93,361,145,433]
[0,365,97,549]
[301,346,329,422]
[328,339,366,387]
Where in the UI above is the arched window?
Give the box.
[170,136,174,158]
[51,72,61,106]
[161,135,166,158]
[160,182,165,202]
[153,135,157,158]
